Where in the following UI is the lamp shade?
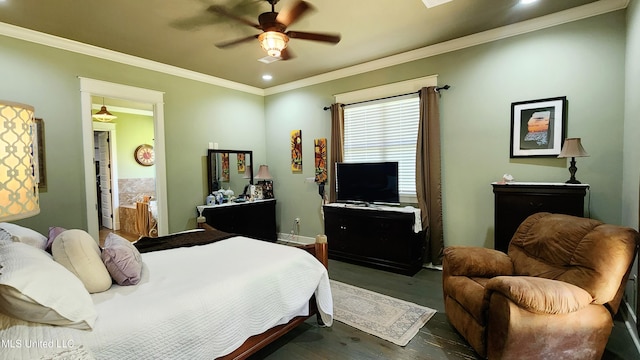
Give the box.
[92,105,117,122]
[255,165,272,180]
[0,100,40,221]
[92,98,117,122]
[558,138,589,158]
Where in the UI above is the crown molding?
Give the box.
[0,0,628,97]
[263,0,629,95]
[0,22,265,96]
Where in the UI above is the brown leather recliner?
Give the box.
[442,212,639,359]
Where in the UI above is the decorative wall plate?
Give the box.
[134,144,154,166]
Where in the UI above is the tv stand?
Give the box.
[323,203,426,276]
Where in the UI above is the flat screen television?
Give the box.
[336,162,399,205]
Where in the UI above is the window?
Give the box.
[343,94,420,201]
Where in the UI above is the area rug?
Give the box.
[330,280,437,346]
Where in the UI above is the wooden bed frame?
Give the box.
[197,223,329,360]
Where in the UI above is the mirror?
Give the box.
[207,149,253,199]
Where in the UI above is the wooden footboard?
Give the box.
[217,239,328,360]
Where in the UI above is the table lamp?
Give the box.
[558,138,589,184]
[255,165,274,199]
[0,100,40,221]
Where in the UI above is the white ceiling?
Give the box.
[0,0,624,91]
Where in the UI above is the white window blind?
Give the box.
[343,93,419,199]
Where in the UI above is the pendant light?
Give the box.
[92,98,117,122]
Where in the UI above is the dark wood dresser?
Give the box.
[198,199,277,242]
[492,182,589,253]
[323,204,426,276]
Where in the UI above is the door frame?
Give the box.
[80,77,168,240]
[93,122,119,230]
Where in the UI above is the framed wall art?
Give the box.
[33,118,47,190]
[510,96,566,157]
[237,153,245,173]
[291,129,302,172]
[314,138,327,184]
[221,152,229,182]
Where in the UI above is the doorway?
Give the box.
[93,122,118,229]
[92,103,157,243]
[80,78,168,241]
[95,129,114,230]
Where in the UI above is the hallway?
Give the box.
[98,227,138,247]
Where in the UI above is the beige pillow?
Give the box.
[0,242,97,329]
[52,229,112,293]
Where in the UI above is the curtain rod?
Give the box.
[323,84,450,111]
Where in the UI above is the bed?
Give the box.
[0,224,333,360]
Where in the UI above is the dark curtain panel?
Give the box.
[416,87,444,265]
[329,103,344,203]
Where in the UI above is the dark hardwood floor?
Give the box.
[251,259,640,360]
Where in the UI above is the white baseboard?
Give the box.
[277,233,315,245]
[423,262,443,271]
[621,299,640,355]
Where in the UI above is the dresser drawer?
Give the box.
[492,183,588,253]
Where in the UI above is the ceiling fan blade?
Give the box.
[276,0,312,28]
[287,31,341,44]
[280,47,294,60]
[215,35,259,49]
[170,13,224,31]
[207,5,262,29]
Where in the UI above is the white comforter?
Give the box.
[0,236,333,360]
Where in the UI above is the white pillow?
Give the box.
[52,229,112,293]
[0,228,13,244]
[0,242,97,329]
[0,222,48,250]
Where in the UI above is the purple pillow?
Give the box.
[47,226,67,253]
[101,233,142,286]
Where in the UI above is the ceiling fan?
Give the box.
[208,0,341,60]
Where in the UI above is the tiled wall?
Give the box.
[118,178,156,205]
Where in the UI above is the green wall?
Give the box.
[265,11,627,248]
[0,5,636,345]
[107,112,155,179]
[623,0,640,229]
[0,9,631,251]
[622,0,640,328]
[0,34,266,234]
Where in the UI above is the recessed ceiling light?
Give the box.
[520,0,537,4]
[421,0,453,8]
[262,74,273,81]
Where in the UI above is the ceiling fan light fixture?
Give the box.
[259,31,289,57]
